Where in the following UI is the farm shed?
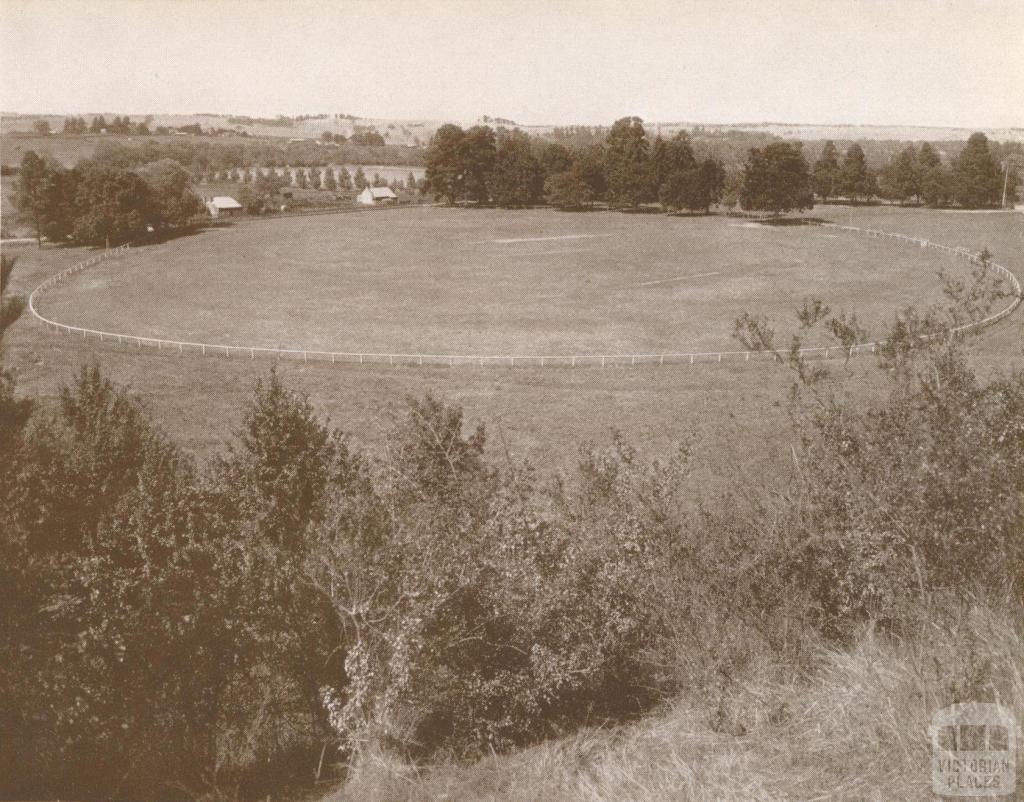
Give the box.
[357,186,398,206]
[206,196,243,218]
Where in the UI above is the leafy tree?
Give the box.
[15,151,55,245]
[407,170,417,192]
[813,141,841,201]
[720,169,744,212]
[918,142,942,170]
[605,116,654,208]
[372,172,386,188]
[71,162,156,246]
[297,169,309,189]
[837,143,876,202]
[62,116,87,134]
[89,115,107,133]
[540,143,574,179]
[424,123,465,204]
[663,158,726,213]
[577,144,607,201]
[459,125,497,204]
[740,142,814,214]
[652,131,698,210]
[323,168,337,191]
[137,158,202,229]
[544,162,595,210]
[310,168,322,190]
[878,145,920,203]
[1,255,32,454]
[920,165,953,207]
[338,166,353,190]
[32,119,51,135]
[490,130,543,207]
[952,132,1003,208]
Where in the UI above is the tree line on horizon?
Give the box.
[11,120,1017,244]
[425,118,1019,213]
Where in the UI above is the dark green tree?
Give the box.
[15,151,54,245]
[577,144,607,201]
[70,163,156,246]
[605,116,654,208]
[544,161,596,209]
[952,132,1003,208]
[459,125,497,204]
[490,130,544,207]
[424,123,466,204]
[1,255,32,454]
[739,142,814,214]
[813,141,841,201]
[878,145,920,203]
[652,131,697,210]
[838,143,876,202]
[137,158,202,229]
[540,143,573,179]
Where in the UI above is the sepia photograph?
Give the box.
[1,0,1022,799]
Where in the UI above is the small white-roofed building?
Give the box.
[206,196,243,218]
[357,186,398,205]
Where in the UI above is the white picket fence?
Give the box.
[27,223,1023,369]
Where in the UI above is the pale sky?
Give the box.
[1,0,1022,127]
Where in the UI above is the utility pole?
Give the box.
[1001,162,1010,209]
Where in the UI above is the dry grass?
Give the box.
[327,600,1024,802]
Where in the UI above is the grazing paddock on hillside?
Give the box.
[37,207,976,359]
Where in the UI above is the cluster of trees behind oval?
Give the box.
[423,117,1017,213]
[10,114,1019,246]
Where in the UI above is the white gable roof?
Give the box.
[210,196,243,209]
[365,186,397,199]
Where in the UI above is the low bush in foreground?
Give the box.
[1,286,1022,800]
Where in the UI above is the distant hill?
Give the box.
[4,112,1023,146]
